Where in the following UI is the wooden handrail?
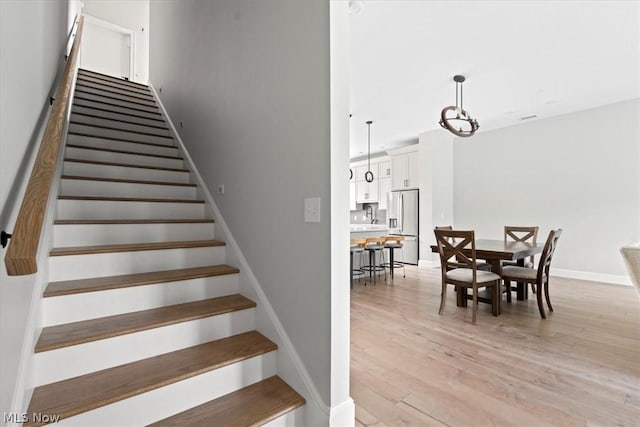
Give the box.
[4,16,84,276]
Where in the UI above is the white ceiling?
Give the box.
[348,0,640,158]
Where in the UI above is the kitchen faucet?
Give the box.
[366,206,377,224]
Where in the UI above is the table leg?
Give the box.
[489,259,502,315]
[517,258,526,301]
[456,286,466,307]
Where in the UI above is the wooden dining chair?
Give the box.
[435,225,491,271]
[434,229,501,324]
[504,225,539,294]
[501,229,562,319]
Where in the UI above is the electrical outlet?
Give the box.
[304,197,321,223]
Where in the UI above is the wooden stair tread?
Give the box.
[67,131,174,147]
[35,294,255,352]
[76,75,152,96]
[75,88,157,108]
[66,144,180,160]
[27,331,275,426]
[69,120,173,139]
[79,68,149,89]
[73,96,162,116]
[58,195,203,203]
[50,239,224,256]
[72,103,166,123]
[44,265,238,297]
[64,157,187,172]
[61,175,195,187]
[71,111,169,129]
[54,219,213,224]
[149,376,305,427]
[75,82,156,102]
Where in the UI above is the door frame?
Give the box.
[81,13,135,81]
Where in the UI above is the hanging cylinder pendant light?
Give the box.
[365,121,374,182]
[439,74,480,137]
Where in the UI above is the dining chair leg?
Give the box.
[536,284,547,319]
[544,278,553,312]
[504,279,512,303]
[439,283,447,315]
[491,282,499,316]
[471,285,478,324]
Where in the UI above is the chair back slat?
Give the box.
[434,229,476,271]
[537,229,563,281]
[504,226,539,245]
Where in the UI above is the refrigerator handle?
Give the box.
[401,193,405,233]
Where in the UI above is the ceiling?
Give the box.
[348,0,640,158]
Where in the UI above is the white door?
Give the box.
[81,18,132,80]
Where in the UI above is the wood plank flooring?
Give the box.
[351,266,640,426]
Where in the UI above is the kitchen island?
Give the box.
[350,224,390,239]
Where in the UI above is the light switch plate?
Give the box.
[304,197,321,223]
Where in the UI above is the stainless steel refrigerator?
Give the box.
[387,189,419,265]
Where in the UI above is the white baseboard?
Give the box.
[329,397,355,427]
[551,268,631,286]
[150,84,329,424]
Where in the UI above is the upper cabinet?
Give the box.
[391,151,419,190]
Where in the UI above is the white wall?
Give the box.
[0,0,68,417]
[329,1,354,425]
[82,0,149,84]
[453,99,640,281]
[148,0,333,415]
[418,130,454,264]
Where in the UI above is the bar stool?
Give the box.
[361,237,387,284]
[350,239,366,288]
[382,235,405,279]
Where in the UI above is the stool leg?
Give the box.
[370,250,375,284]
[350,251,354,290]
[401,247,406,278]
[389,247,395,279]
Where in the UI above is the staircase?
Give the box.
[25,69,305,426]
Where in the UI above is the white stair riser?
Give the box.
[66,133,178,157]
[35,309,255,385]
[65,146,184,169]
[72,105,167,129]
[57,199,204,220]
[75,92,158,113]
[43,273,238,325]
[53,352,276,426]
[70,113,172,137]
[60,179,197,201]
[263,407,305,427]
[69,123,175,146]
[53,222,212,247]
[73,99,163,121]
[76,83,155,101]
[63,161,190,183]
[49,245,225,281]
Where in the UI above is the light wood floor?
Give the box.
[350,266,640,426]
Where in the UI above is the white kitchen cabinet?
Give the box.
[379,161,392,178]
[391,151,419,190]
[354,163,378,182]
[378,176,391,210]
[355,179,379,203]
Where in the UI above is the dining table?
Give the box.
[430,239,545,314]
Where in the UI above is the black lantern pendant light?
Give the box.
[439,74,480,137]
[365,120,374,182]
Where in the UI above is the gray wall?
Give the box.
[0,0,68,415]
[453,99,640,277]
[148,0,332,403]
